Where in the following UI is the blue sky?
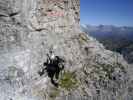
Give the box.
[80,0,133,26]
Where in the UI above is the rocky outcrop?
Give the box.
[0,0,132,100]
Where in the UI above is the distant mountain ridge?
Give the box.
[81,24,133,64]
[81,25,133,40]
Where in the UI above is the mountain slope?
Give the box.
[81,25,133,64]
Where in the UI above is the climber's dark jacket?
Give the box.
[44,56,64,77]
[38,55,65,81]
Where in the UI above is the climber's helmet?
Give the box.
[49,50,55,60]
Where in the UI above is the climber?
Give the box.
[38,48,56,76]
[38,49,65,87]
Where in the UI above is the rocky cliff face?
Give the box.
[0,0,133,100]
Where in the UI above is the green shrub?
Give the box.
[59,71,78,91]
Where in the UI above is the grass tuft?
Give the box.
[59,71,78,91]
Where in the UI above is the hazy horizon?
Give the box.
[81,24,133,28]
